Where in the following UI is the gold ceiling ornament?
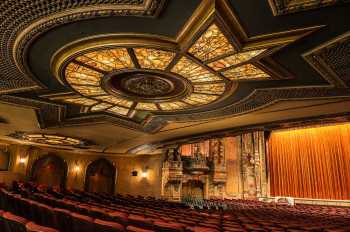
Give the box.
[48,0,322,120]
[268,0,349,16]
[8,132,92,148]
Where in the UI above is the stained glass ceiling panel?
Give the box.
[65,63,103,86]
[94,95,133,108]
[183,93,219,105]
[222,64,270,80]
[134,48,175,70]
[193,83,226,95]
[75,48,134,72]
[189,24,235,61]
[159,101,189,111]
[171,57,222,82]
[107,106,129,116]
[90,103,112,112]
[135,103,158,111]
[208,49,266,71]
[71,85,107,96]
[63,97,97,106]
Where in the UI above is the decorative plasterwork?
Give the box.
[158,111,350,151]
[303,31,350,88]
[51,42,232,117]
[46,0,321,121]
[268,0,350,16]
[0,0,165,94]
[8,131,92,148]
[2,0,326,133]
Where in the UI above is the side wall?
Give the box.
[0,143,163,198]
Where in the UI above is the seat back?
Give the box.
[25,222,59,232]
[0,210,6,232]
[3,211,28,232]
[38,204,57,228]
[71,212,94,232]
[94,218,124,232]
[53,208,73,232]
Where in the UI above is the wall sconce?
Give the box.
[73,160,81,175]
[141,166,149,178]
[74,165,81,173]
[141,170,148,178]
[19,157,26,164]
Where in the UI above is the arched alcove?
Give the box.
[30,154,67,188]
[85,158,116,194]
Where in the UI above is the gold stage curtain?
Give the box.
[268,123,350,200]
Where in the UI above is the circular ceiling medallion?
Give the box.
[51,36,234,117]
[104,70,191,102]
[123,74,173,97]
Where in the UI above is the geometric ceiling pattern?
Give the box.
[49,22,273,117]
[0,0,166,94]
[0,0,329,134]
[1,0,349,152]
[303,31,350,88]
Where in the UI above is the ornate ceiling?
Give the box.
[8,132,91,148]
[0,0,349,152]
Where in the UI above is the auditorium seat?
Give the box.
[153,220,185,232]
[2,211,28,232]
[186,226,219,232]
[107,210,128,225]
[128,214,154,229]
[126,225,155,232]
[2,184,350,232]
[0,210,5,231]
[25,222,59,232]
[70,212,94,232]
[94,218,124,232]
[53,208,72,232]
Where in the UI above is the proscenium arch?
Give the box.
[84,158,116,194]
[30,154,68,188]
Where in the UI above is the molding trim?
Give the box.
[157,111,350,149]
[268,0,350,16]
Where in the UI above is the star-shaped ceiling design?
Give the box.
[2,0,328,134]
[35,0,321,129]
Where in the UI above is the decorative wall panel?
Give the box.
[162,132,268,201]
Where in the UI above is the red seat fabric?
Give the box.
[186,226,220,232]
[71,212,94,232]
[53,207,72,232]
[128,214,153,229]
[153,220,184,232]
[25,221,59,232]
[3,211,29,232]
[108,211,128,225]
[126,225,155,232]
[0,210,6,232]
[94,218,124,232]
